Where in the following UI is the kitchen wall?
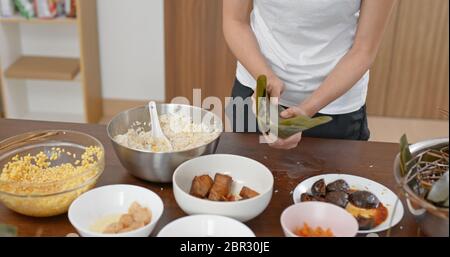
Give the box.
[366,0,449,120]
[4,0,446,121]
[164,0,236,105]
[97,0,165,101]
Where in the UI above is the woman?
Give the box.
[223,0,396,149]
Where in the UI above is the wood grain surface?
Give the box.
[383,0,449,119]
[77,0,103,123]
[164,0,236,105]
[4,56,80,81]
[0,118,421,237]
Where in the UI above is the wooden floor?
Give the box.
[368,116,448,143]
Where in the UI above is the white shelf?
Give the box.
[1,79,85,123]
[0,0,102,123]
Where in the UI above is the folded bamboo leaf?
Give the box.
[277,125,305,139]
[256,75,332,138]
[256,75,267,119]
[0,224,17,237]
[280,115,333,128]
[256,103,268,132]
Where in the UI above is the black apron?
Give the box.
[226,79,370,141]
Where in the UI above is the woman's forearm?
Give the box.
[223,20,276,81]
[299,49,375,116]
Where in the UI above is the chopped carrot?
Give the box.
[294,223,334,237]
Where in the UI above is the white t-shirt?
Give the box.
[236,0,369,115]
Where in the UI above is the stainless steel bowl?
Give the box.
[393,138,449,237]
[106,104,222,183]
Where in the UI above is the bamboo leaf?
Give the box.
[280,115,332,128]
[399,134,413,177]
[255,74,333,138]
[256,75,267,119]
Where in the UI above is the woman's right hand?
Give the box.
[252,75,285,106]
[251,75,285,116]
[265,75,285,104]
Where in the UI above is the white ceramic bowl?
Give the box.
[173,154,274,222]
[68,184,164,237]
[281,202,359,237]
[157,215,255,237]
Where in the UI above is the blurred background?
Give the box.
[0,0,448,143]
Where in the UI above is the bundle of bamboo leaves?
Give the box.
[399,135,449,208]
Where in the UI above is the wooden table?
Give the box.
[0,119,419,237]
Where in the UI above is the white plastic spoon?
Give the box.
[148,101,173,152]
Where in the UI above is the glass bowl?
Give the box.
[0,130,105,217]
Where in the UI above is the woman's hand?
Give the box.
[252,78,303,150]
[266,75,285,103]
[264,105,309,150]
[266,132,303,150]
[251,74,285,114]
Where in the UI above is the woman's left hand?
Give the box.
[267,132,303,150]
[265,105,310,150]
